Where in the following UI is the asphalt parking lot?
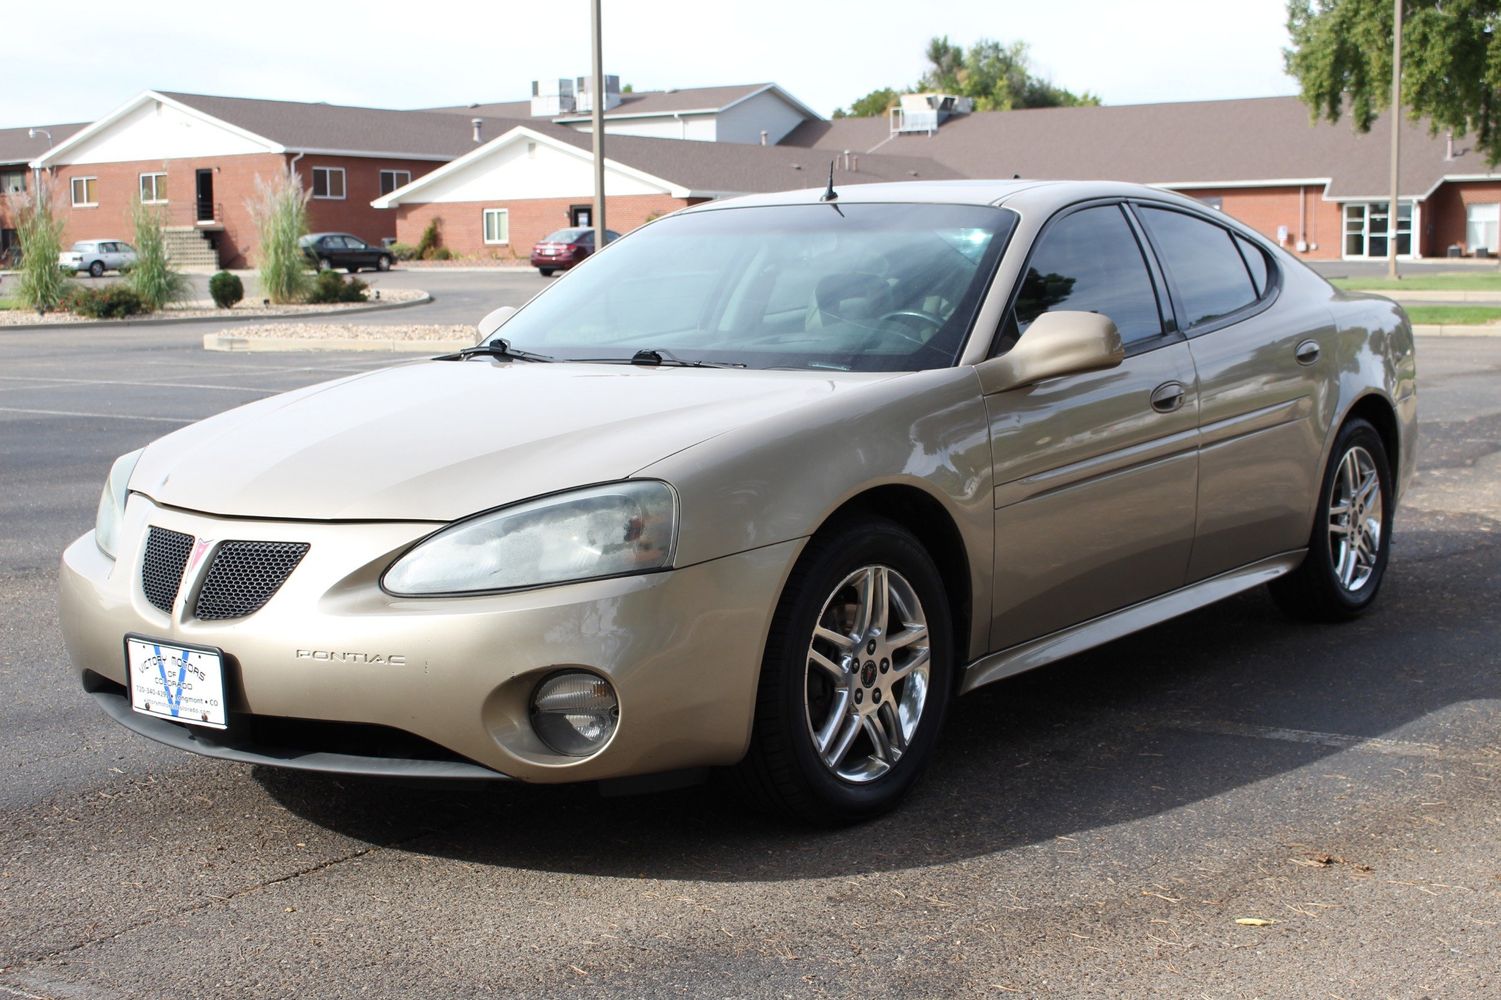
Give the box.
[1,284,1498,998]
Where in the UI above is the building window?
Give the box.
[1343,201,1413,258]
[0,170,24,195]
[71,177,99,207]
[379,169,411,196]
[139,172,167,204]
[1465,203,1499,254]
[483,208,509,245]
[312,167,346,200]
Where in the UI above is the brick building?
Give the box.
[781,96,1501,262]
[371,123,958,259]
[27,92,525,268]
[0,123,86,259]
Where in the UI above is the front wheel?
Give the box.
[88,260,105,278]
[538,268,554,277]
[377,255,392,272]
[736,517,954,824]
[317,257,332,272]
[1270,418,1393,620]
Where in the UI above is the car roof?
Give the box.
[682,179,1218,217]
[75,239,130,245]
[302,232,359,240]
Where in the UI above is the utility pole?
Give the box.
[1387,0,1403,279]
[590,0,606,252]
[27,128,52,208]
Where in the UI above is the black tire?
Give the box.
[735,516,954,824]
[1270,418,1393,621]
[538,268,555,277]
[377,255,392,272]
[88,260,104,278]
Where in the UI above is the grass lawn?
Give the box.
[0,296,23,311]
[1403,305,1501,326]
[1332,272,1501,291]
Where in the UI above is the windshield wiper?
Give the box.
[437,339,555,363]
[626,348,742,369]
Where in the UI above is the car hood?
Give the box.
[132,360,897,521]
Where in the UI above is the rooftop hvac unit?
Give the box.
[890,93,972,136]
[530,79,576,117]
[575,75,622,113]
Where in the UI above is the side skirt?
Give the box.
[960,551,1306,695]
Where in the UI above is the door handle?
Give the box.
[1295,340,1321,365]
[1150,381,1187,413]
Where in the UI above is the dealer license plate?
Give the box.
[124,636,228,729]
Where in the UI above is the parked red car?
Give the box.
[530,227,621,276]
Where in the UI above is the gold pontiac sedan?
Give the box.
[59,181,1417,823]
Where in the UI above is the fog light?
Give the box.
[530,672,618,756]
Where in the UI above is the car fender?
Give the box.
[634,366,994,659]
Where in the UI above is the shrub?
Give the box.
[65,284,149,319]
[208,271,244,308]
[306,269,369,304]
[388,242,420,261]
[429,247,454,261]
[248,171,311,304]
[127,195,186,310]
[415,219,440,260]
[13,187,68,313]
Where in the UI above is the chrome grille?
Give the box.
[141,527,194,613]
[194,541,310,621]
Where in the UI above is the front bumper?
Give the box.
[60,496,799,783]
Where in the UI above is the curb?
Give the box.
[1412,323,1501,337]
[0,292,431,333]
[204,333,468,353]
[1380,290,1501,303]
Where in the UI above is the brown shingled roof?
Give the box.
[782,96,1501,200]
[160,92,529,159]
[0,123,88,166]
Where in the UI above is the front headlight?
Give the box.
[382,481,677,596]
[95,448,144,560]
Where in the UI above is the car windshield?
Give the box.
[495,203,1015,372]
[542,228,591,243]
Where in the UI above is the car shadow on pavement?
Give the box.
[256,516,1499,882]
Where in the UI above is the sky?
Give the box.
[2,0,1302,130]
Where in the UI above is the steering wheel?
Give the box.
[860,309,945,352]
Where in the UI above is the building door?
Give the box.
[569,204,591,227]
[196,169,215,223]
[1343,201,1415,258]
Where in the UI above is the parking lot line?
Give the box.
[1162,717,1497,767]
[0,406,194,424]
[0,375,281,393]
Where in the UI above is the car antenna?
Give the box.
[820,160,838,202]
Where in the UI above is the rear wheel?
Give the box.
[1270,418,1393,620]
[736,517,953,824]
[88,260,104,278]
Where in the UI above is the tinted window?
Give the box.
[1011,205,1164,346]
[1234,234,1270,296]
[1138,207,1257,328]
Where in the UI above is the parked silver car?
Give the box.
[60,180,1416,823]
[59,240,138,278]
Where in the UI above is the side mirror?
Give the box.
[974,311,1125,394]
[475,306,517,343]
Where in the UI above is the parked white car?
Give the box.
[59,240,138,278]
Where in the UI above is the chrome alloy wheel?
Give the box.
[804,565,931,783]
[1328,444,1384,593]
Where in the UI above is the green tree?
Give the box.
[841,35,1099,117]
[1286,0,1501,165]
[839,87,901,118]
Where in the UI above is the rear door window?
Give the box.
[1008,204,1165,347]
[1137,206,1259,329]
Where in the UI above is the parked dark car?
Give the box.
[299,233,393,273]
[530,227,621,276]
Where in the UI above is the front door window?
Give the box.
[1344,201,1413,258]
